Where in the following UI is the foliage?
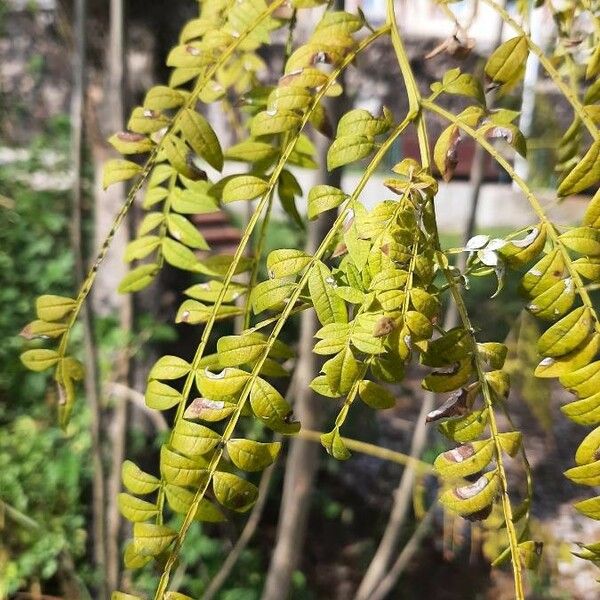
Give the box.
[18,0,600,599]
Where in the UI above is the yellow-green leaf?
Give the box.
[212,471,258,512]
[227,439,281,471]
[537,307,593,357]
[171,419,221,457]
[121,461,160,495]
[308,185,347,220]
[179,108,223,171]
[133,522,176,557]
[222,175,268,203]
[20,349,60,372]
[145,380,182,410]
[565,460,600,486]
[36,294,75,322]
[249,378,300,434]
[558,141,600,197]
[164,485,225,522]
[327,135,373,170]
[485,36,527,86]
[440,471,499,520]
[118,263,158,293]
[103,159,142,190]
[149,355,191,380]
[559,226,600,256]
[117,493,158,522]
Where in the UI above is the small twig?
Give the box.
[107,382,168,432]
[369,508,436,600]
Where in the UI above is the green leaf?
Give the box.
[170,186,219,214]
[122,461,160,495]
[176,299,242,324]
[20,349,60,372]
[440,471,499,518]
[171,419,221,457]
[160,445,208,487]
[327,135,374,170]
[212,471,259,512]
[137,212,164,235]
[102,159,142,189]
[133,522,177,557]
[225,140,277,163]
[358,380,395,409]
[574,496,600,520]
[267,249,311,278]
[108,132,153,155]
[564,460,600,486]
[250,378,300,434]
[439,409,489,444]
[323,347,359,395]
[434,439,494,479]
[162,238,201,271]
[197,367,250,398]
[308,185,347,220]
[118,493,158,522]
[36,294,75,322]
[528,278,575,321]
[251,278,295,314]
[227,439,281,471]
[337,108,392,137]
[167,214,209,249]
[320,427,351,460]
[164,485,225,522]
[179,108,223,171]
[222,175,269,203]
[537,307,593,357]
[251,110,302,137]
[485,36,527,87]
[124,236,161,262]
[535,333,600,378]
[118,264,158,293]
[559,226,600,256]
[112,593,143,600]
[217,333,266,367]
[308,261,348,326]
[145,380,182,410]
[575,426,600,466]
[143,85,185,110]
[165,593,195,600]
[20,319,68,340]
[149,355,192,380]
[558,141,600,196]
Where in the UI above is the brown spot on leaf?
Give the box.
[426,388,469,423]
[373,317,397,338]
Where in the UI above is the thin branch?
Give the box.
[369,507,436,600]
